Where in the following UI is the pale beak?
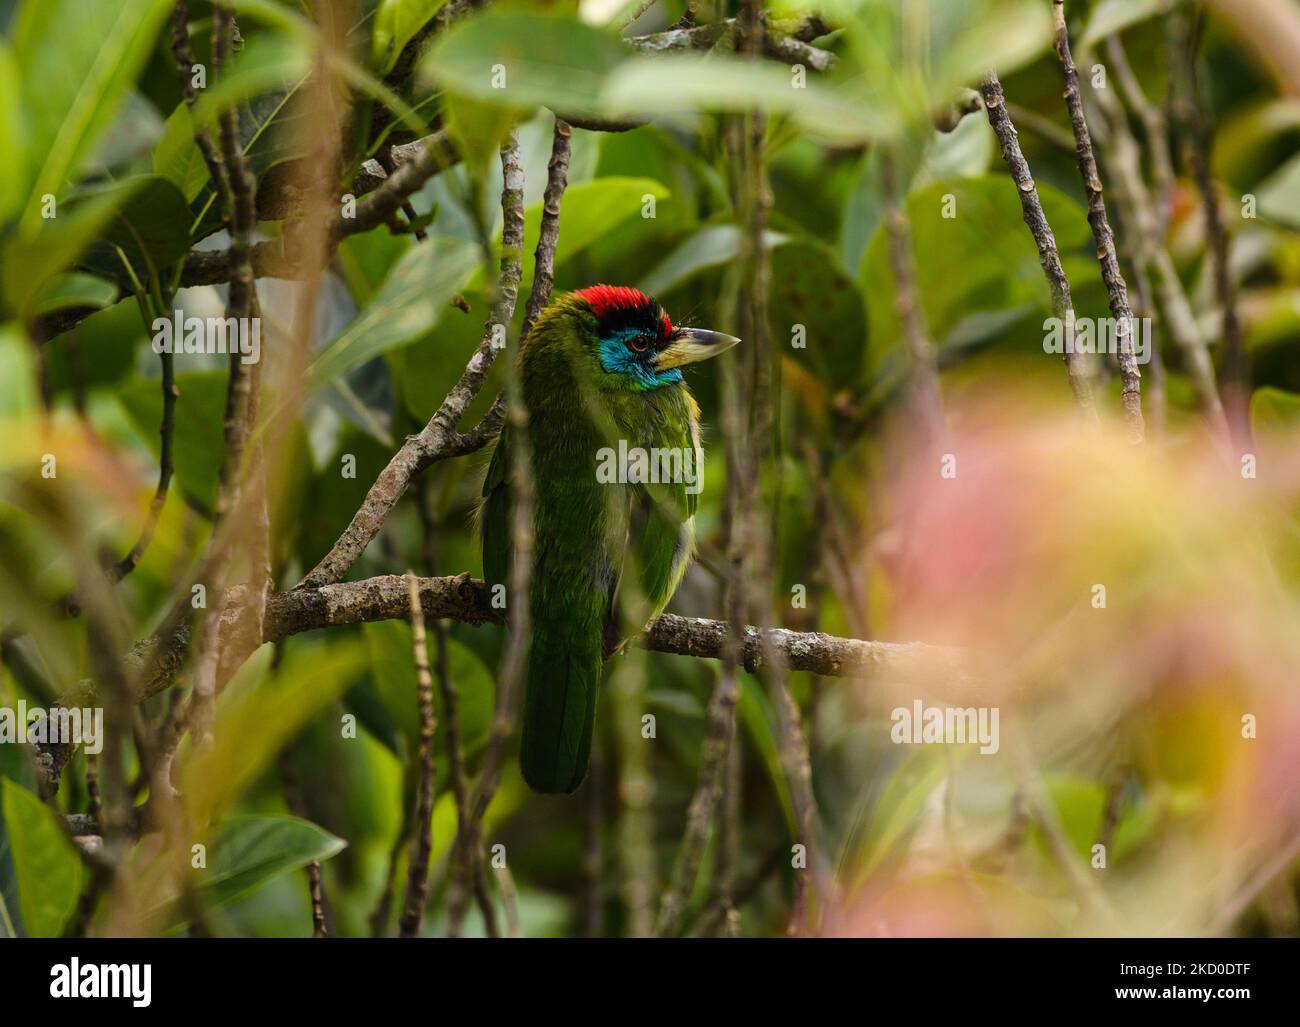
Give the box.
[652,327,741,371]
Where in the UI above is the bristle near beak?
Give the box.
[652,327,741,371]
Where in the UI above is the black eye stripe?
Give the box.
[596,297,666,343]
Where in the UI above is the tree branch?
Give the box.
[1085,42,1227,434]
[398,572,436,938]
[262,574,965,682]
[981,73,1099,419]
[1051,0,1145,442]
[294,135,518,590]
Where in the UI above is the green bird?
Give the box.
[480,285,739,793]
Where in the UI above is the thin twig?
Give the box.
[189,2,263,749]
[1087,48,1227,433]
[1104,35,1176,237]
[655,662,740,936]
[612,655,656,936]
[280,749,329,937]
[655,96,755,934]
[982,73,1099,420]
[1170,11,1249,446]
[1051,0,1144,442]
[170,0,230,222]
[622,0,661,30]
[398,571,437,938]
[521,119,572,338]
[113,350,177,580]
[444,135,528,940]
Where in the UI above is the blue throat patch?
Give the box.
[598,327,683,390]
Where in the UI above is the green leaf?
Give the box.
[1031,775,1156,863]
[915,114,995,187]
[34,273,118,316]
[1,779,81,937]
[0,781,27,938]
[120,371,228,516]
[1251,386,1300,485]
[738,676,796,835]
[475,177,672,297]
[43,299,143,393]
[829,0,1051,128]
[1080,0,1171,52]
[361,621,495,770]
[189,815,345,914]
[770,239,868,385]
[1,177,145,320]
[1251,386,1300,436]
[0,324,39,423]
[189,32,314,137]
[424,10,631,118]
[639,224,789,297]
[84,175,194,286]
[13,0,173,235]
[1257,153,1300,231]
[0,40,27,226]
[372,0,450,74]
[308,235,480,390]
[179,640,368,826]
[844,747,951,887]
[860,175,1092,374]
[84,89,165,176]
[154,104,213,203]
[443,89,524,174]
[604,54,889,145]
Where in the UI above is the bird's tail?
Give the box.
[519,602,604,793]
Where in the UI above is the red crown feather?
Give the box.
[575,284,673,341]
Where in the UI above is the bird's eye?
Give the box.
[628,335,650,353]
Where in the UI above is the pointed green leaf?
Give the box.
[372,0,450,74]
[308,236,480,390]
[189,815,345,915]
[13,0,173,235]
[0,40,27,225]
[1,779,82,937]
[424,10,630,118]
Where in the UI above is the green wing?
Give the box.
[631,474,694,622]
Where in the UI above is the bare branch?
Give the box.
[981,73,1099,419]
[1051,0,1145,442]
[1169,13,1250,446]
[398,572,437,938]
[1104,35,1176,237]
[260,574,965,681]
[171,0,230,221]
[1086,45,1227,433]
[112,350,176,581]
[445,134,528,940]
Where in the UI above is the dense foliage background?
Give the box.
[1,0,1299,938]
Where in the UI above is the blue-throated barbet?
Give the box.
[480,285,739,793]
